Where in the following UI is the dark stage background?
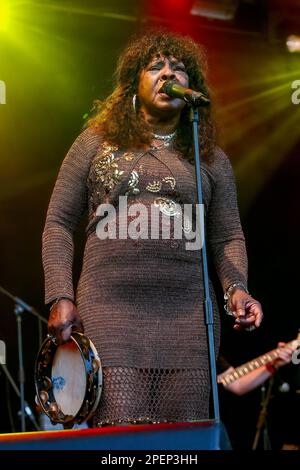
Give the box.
[0,0,299,449]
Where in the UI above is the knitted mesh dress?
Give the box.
[42,127,247,425]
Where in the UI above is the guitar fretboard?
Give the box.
[219,339,298,386]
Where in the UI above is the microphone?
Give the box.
[159,80,210,107]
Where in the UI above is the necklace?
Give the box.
[151,131,176,150]
[152,131,176,141]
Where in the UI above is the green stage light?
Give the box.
[0,1,11,32]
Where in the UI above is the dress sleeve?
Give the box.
[207,147,248,293]
[42,128,100,304]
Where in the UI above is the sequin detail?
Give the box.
[146,180,161,193]
[153,197,192,234]
[97,417,169,427]
[146,176,176,193]
[94,154,124,191]
[93,142,123,192]
[123,152,135,162]
[163,176,176,190]
[153,197,181,217]
[125,170,140,195]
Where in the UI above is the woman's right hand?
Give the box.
[48,299,84,345]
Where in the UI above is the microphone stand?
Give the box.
[252,378,274,450]
[190,107,220,423]
[0,286,47,432]
[0,363,40,431]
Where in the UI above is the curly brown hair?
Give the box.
[87,30,216,163]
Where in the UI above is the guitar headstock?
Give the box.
[291,329,300,350]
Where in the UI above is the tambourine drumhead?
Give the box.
[35,332,102,427]
[52,341,86,417]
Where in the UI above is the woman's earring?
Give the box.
[132,94,137,114]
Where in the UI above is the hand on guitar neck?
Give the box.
[217,336,299,396]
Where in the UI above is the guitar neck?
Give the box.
[219,340,296,386]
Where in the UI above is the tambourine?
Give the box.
[35,332,102,427]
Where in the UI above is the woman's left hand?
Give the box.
[275,342,294,367]
[228,288,263,331]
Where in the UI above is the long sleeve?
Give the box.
[42,128,100,304]
[207,147,248,292]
